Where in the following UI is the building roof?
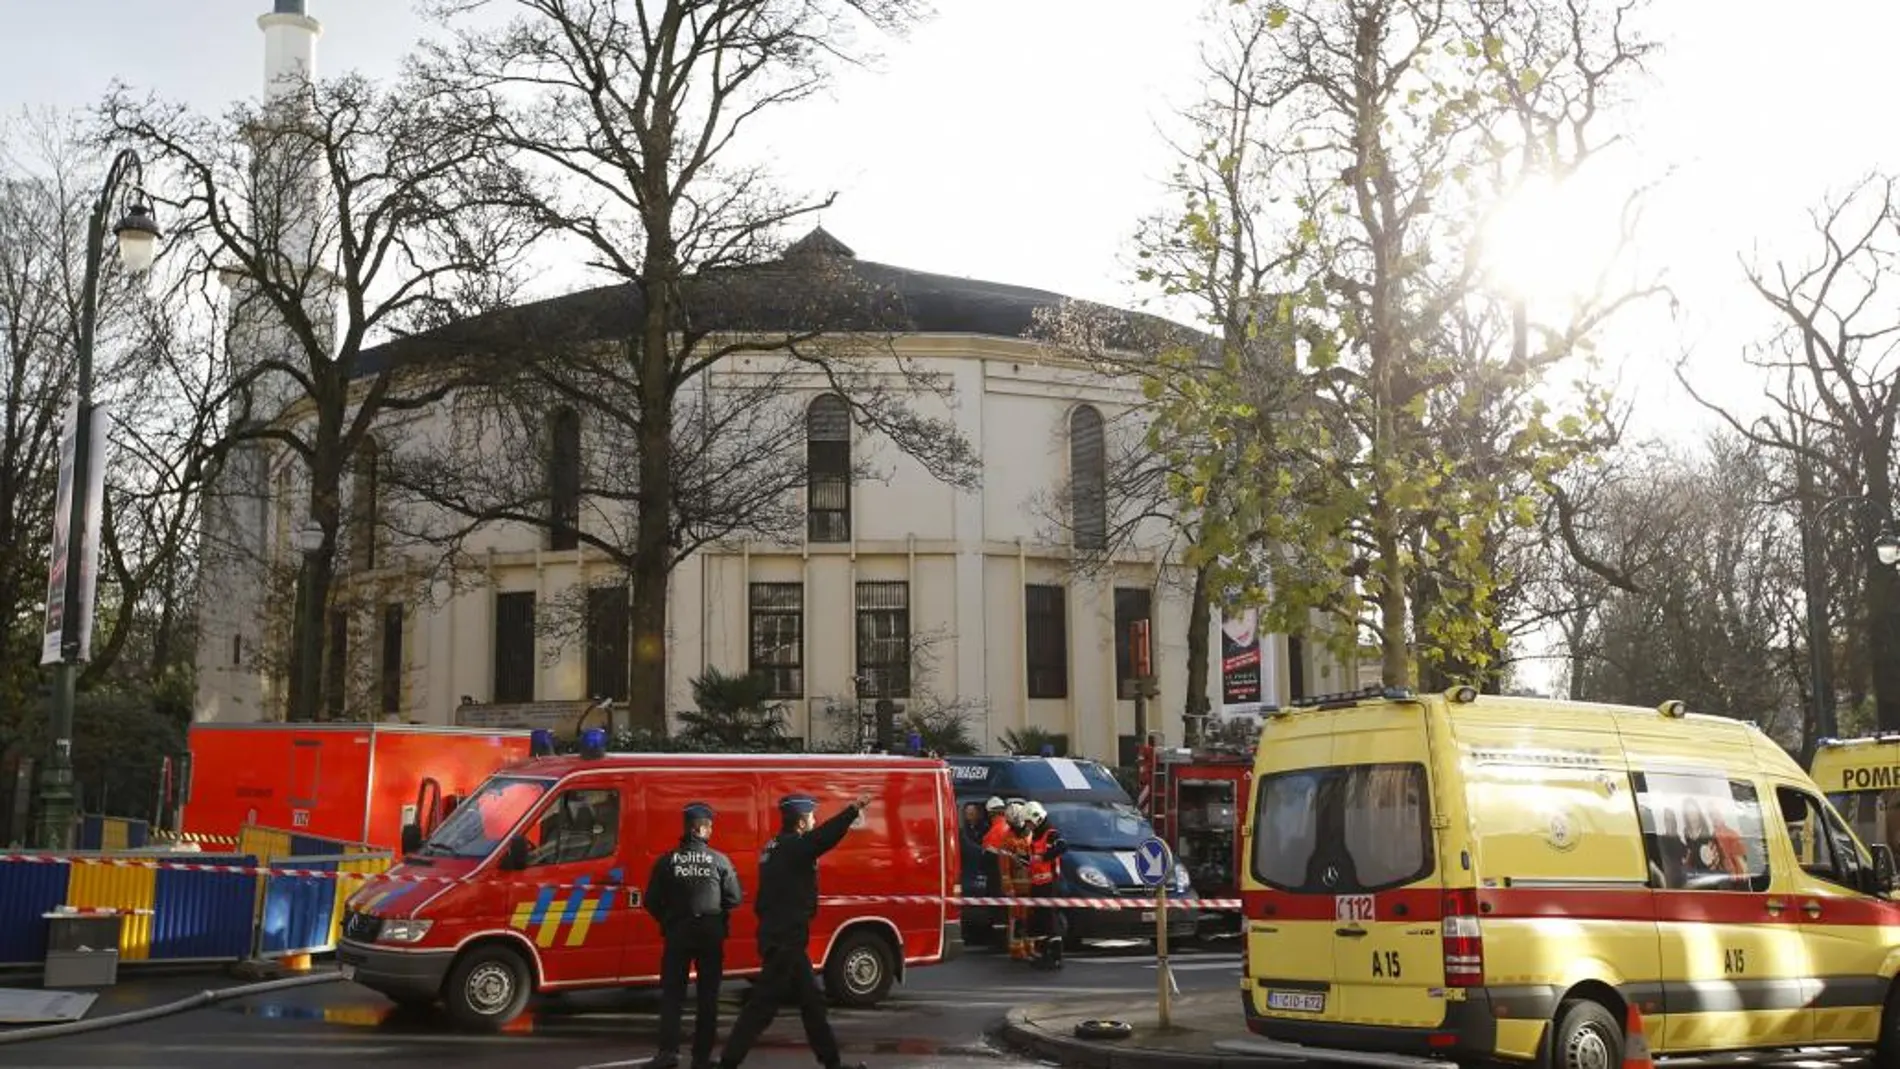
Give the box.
[353,229,1199,378]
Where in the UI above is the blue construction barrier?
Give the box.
[149,854,258,961]
[0,857,71,965]
[256,856,342,957]
[75,815,150,851]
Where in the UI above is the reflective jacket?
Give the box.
[1028,822,1066,887]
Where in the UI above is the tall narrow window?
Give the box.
[351,438,380,570]
[855,581,909,698]
[1114,586,1153,691]
[1287,635,1307,701]
[749,583,804,698]
[380,602,404,714]
[586,585,631,702]
[493,591,537,703]
[807,394,851,542]
[1026,584,1069,699]
[1070,405,1107,550]
[324,609,349,720]
[549,407,581,551]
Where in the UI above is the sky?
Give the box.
[6,0,1900,691]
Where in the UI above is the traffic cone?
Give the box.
[1623,1002,1654,1069]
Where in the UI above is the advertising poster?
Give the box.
[41,403,108,666]
[1221,605,1266,718]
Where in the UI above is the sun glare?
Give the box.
[1479,174,1630,319]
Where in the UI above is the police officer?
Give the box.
[645,801,742,1069]
[715,792,873,1069]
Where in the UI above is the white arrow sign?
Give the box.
[1135,836,1171,885]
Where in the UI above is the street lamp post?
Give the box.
[33,148,162,850]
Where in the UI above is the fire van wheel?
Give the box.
[824,929,895,1008]
[443,945,533,1030]
[1548,999,1622,1069]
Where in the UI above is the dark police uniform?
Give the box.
[715,794,867,1069]
[645,802,742,1069]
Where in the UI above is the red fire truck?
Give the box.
[1136,737,1252,933]
[181,723,537,850]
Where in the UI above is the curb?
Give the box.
[0,970,343,1045]
[996,1005,1287,1069]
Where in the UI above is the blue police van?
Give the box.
[948,754,1199,946]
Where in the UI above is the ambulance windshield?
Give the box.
[417,775,552,859]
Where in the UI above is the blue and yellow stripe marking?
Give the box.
[506,871,619,948]
[568,868,620,947]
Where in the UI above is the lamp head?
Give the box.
[1878,531,1900,567]
[113,203,163,274]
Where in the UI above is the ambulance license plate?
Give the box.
[1267,990,1326,1013]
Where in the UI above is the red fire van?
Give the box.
[336,751,962,1028]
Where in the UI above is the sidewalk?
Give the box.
[0,961,340,1031]
[998,990,1288,1069]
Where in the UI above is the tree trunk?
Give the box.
[1183,562,1213,744]
[1866,458,1900,732]
[288,436,342,723]
[629,294,676,738]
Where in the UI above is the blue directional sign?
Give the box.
[1135,836,1173,886]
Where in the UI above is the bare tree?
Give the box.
[104,68,537,722]
[1679,174,1900,732]
[1559,436,1805,747]
[404,0,977,734]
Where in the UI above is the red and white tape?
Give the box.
[0,852,1242,911]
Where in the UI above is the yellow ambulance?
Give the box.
[1237,687,1900,1069]
[1813,735,1900,863]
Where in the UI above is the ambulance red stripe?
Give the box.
[1242,886,1900,926]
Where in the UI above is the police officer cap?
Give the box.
[682,801,715,822]
[778,794,819,816]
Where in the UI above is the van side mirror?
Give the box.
[1872,844,1896,895]
[400,822,422,855]
[500,835,531,871]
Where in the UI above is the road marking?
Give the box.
[574,1060,653,1069]
[1147,960,1238,972]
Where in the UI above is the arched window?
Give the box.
[1070,404,1107,550]
[549,406,581,550]
[807,394,851,542]
[350,437,380,570]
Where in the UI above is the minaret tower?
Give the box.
[194,0,333,723]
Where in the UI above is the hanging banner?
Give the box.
[41,403,109,666]
[1220,605,1265,718]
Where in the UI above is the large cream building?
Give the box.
[192,4,1351,762]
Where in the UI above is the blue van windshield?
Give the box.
[1046,801,1151,850]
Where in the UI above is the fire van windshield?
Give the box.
[415,775,553,859]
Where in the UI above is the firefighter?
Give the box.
[644,801,742,1069]
[1000,799,1034,961]
[715,792,872,1069]
[977,796,1008,897]
[1023,800,1068,970]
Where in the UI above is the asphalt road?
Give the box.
[7,939,1243,1069]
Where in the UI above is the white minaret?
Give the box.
[195,0,335,724]
[259,0,322,101]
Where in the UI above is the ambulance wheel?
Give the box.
[1877,984,1900,1069]
[824,929,895,1007]
[1549,999,1622,1069]
[444,944,532,1030]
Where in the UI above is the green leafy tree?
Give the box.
[1139,0,1661,688]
